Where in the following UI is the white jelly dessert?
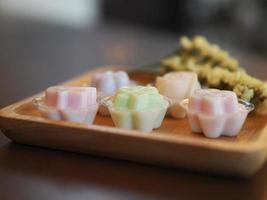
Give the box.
[156,71,200,118]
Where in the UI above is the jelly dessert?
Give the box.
[156,71,200,118]
[102,86,169,132]
[91,70,135,115]
[33,86,99,124]
[180,89,254,138]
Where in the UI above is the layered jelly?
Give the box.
[102,86,169,132]
[91,70,135,115]
[180,89,254,138]
[34,86,99,124]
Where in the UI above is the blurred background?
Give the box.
[0,0,267,108]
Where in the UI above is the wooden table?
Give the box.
[1,19,267,200]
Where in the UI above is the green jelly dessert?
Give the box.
[107,86,169,132]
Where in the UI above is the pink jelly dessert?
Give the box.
[180,89,254,138]
[33,86,99,124]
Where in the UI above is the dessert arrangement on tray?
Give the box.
[1,35,267,177]
[33,36,260,139]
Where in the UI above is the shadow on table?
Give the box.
[0,142,266,200]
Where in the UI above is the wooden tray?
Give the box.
[1,66,267,177]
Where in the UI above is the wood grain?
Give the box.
[0,66,267,177]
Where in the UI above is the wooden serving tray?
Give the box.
[1,66,267,177]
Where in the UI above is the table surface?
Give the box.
[1,19,267,200]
